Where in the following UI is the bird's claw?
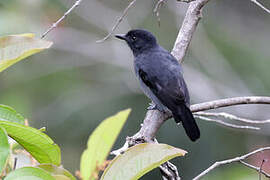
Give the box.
[147,102,157,110]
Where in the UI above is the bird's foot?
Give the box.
[147,102,157,110]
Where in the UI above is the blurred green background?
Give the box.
[1,0,270,179]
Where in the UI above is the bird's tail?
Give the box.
[172,105,200,141]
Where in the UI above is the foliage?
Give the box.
[101,143,187,180]
[4,167,55,180]
[0,34,73,179]
[80,109,131,180]
[0,105,24,124]
[0,33,52,73]
[0,127,10,176]
[0,120,61,166]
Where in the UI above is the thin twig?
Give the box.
[194,115,260,130]
[251,0,270,14]
[240,160,270,178]
[41,0,83,38]
[191,96,270,112]
[153,0,167,27]
[195,112,270,124]
[193,147,270,180]
[96,0,137,43]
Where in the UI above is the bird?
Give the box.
[115,29,200,141]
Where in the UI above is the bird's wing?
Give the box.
[138,67,186,110]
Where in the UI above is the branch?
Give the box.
[195,111,270,124]
[113,96,270,154]
[96,0,137,43]
[136,96,270,143]
[41,0,83,38]
[193,147,270,180]
[171,0,210,62]
[194,115,260,130]
[251,0,270,14]
[190,96,270,112]
[153,0,167,26]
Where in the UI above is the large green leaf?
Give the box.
[4,167,55,180]
[0,121,61,166]
[0,104,24,124]
[37,164,76,180]
[80,109,131,180]
[0,127,10,175]
[0,33,53,72]
[101,143,187,180]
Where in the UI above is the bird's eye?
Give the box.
[131,36,136,41]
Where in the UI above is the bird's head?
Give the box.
[115,29,157,56]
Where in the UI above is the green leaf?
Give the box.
[0,104,24,124]
[0,33,53,73]
[37,164,76,180]
[80,109,131,180]
[4,167,55,180]
[101,143,187,180]
[0,127,10,175]
[0,121,61,166]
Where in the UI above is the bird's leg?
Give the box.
[147,101,158,110]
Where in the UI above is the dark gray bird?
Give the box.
[115,29,200,141]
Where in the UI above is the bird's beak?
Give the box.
[115,34,127,41]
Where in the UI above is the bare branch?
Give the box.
[193,147,270,180]
[194,115,260,130]
[251,0,270,14]
[41,0,83,39]
[96,0,137,43]
[153,0,167,26]
[195,112,270,124]
[240,160,270,178]
[191,96,270,112]
[171,0,210,62]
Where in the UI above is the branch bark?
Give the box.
[191,96,270,112]
[172,0,210,62]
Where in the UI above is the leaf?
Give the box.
[4,167,55,180]
[80,109,131,180]
[37,164,76,180]
[101,143,187,180]
[0,33,53,72]
[0,127,10,175]
[0,104,24,124]
[0,121,61,166]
